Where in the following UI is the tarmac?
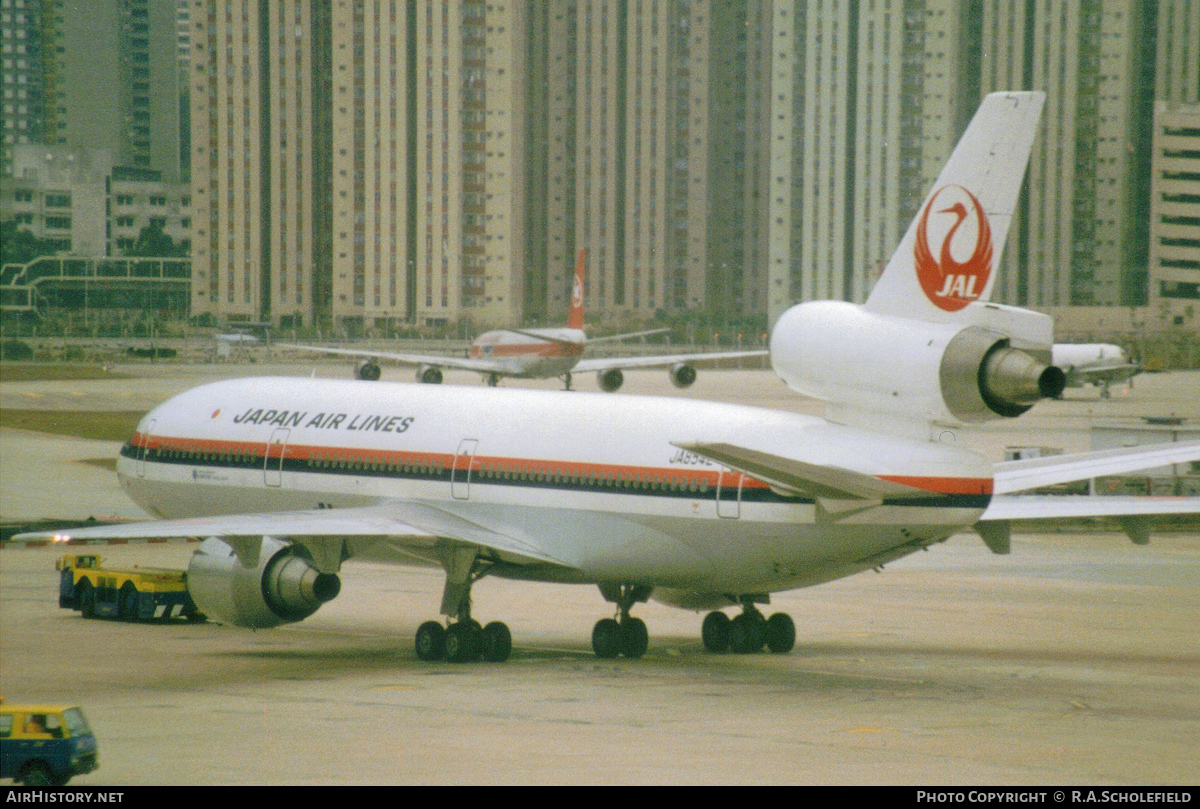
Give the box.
[1,361,1197,785]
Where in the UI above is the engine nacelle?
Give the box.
[770,300,1063,428]
[416,364,443,384]
[597,368,624,392]
[669,363,697,389]
[187,536,341,628]
[356,360,382,381]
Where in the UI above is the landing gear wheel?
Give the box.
[415,620,446,661]
[481,621,513,662]
[701,611,731,653]
[592,618,621,659]
[119,582,140,622]
[765,612,795,654]
[730,612,766,654]
[444,622,482,663]
[618,617,649,659]
[487,373,500,387]
[78,582,96,619]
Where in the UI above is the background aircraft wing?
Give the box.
[1064,363,1141,384]
[11,502,575,571]
[277,343,505,374]
[992,441,1200,494]
[574,349,767,373]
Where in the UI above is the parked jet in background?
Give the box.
[18,93,1199,666]
[1051,343,1141,398]
[281,250,765,391]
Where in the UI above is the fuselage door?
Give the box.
[452,439,478,500]
[136,418,157,478]
[264,428,290,487]
[716,467,743,519]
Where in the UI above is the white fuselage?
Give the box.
[1051,343,1136,387]
[467,328,586,379]
[118,377,993,596]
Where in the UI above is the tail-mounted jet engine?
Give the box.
[598,368,624,392]
[669,363,697,389]
[187,536,341,628]
[770,300,1065,427]
[356,360,382,381]
[416,365,444,384]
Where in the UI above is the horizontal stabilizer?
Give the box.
[672,442,939,500]
[993,441,1200,494]
[977,494,1200,551]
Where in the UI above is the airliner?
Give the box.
[17,93,1199,665]
[1052,343,1141,398]
[280,250,766,391]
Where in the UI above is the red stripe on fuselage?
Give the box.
[127,432,992,496]
[468,341,584,359]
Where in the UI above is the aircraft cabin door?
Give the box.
[264,428,290,487]
[136,418,156,478]
[716,467,743,519]
[452,439,478,500]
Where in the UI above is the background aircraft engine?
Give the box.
[597,368,624,392]
[187,536,341,628]
[770,300,1064,425]
[416,365,444,384]
[356,360,382,381]
[669,363,697,389]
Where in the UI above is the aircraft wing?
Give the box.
[992,440,1200,494]
[11,502,575,571]
[277,343,505,374]
[672,441,938,500]
[574,349,767,373]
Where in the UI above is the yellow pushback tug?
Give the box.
[57,553,203,622]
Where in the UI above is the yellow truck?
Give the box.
[0,701,99,786]
[57,553,203,623]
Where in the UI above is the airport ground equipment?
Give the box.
[57,553,202,622]
[0,701,98,786]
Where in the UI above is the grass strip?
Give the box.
[0,409,143,442]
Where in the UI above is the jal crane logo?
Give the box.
[914,185,994,312]
[571,272,584,311]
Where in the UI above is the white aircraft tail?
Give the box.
[865,91,1045,321]
[771,91,1061,438]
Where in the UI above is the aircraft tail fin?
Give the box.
[567,248,586,331]
[864,91,1044,321]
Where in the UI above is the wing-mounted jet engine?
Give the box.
[187,536,341,628]
[356,359,382,381]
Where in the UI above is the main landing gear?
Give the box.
[592,584,652,659]
[701,598,795,655]
[561,372,574,391]
[414,548,512,664]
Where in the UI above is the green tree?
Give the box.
[0,220,56,266]
[126,220,186,258]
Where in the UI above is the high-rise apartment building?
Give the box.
[1,0,46,178]
[763,0,981,324]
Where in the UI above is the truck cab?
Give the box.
[0,702,99,786]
